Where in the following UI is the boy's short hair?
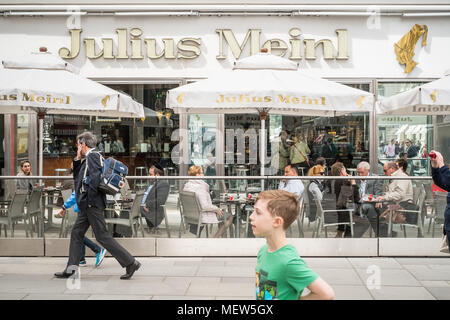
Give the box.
[255,190,300,230]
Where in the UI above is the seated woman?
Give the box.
[183,165,225,236]
[330,162,359,237]
[395,158,408,175]
[16,160,36,193]
[306,164,326,222]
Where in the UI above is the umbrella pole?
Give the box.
[38,112,44,185]
[259,110,268,191]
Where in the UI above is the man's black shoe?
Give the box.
[54,269,75,279]
[120,260,141,280]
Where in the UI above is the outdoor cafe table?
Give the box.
[362,198,396,237]
[213,196,254,238]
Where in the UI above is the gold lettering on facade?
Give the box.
[144,39,177,59]
[335,29,349,60]
[262,39,288,56]
[177,38,202,59]
[289,28,302,60]
[394,24,428,74]
[216,29,261,59]
[116,28,129,59]
[58,29,82,59]
[304,39,334,60]
[130,28,144,59]
[144,39,165,59]
[216,28,347,61]
[84,38,104,59]
[58,27,349,62]
[162,39,176,59]
[102,39,115,59]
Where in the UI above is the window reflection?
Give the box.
[377,82,432,176]
[41,83,180,187]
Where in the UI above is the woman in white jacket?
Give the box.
[183,165,225,235]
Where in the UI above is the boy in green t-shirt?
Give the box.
[250,190,334,300]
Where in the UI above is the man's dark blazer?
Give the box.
[362,173,384,197]
[141,179,170,227]
[407,145,419,158]
[73,149,106,211]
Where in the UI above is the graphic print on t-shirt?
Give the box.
[256,270,278,300]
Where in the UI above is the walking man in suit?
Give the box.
[141,164,170,229]
[55,132,141,280]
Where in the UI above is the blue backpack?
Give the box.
[82,151,128,195]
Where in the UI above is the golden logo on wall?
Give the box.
[394,24,428,74]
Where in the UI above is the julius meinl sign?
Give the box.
[58,27,349,61]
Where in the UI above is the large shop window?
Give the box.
[268,83,371,177]
[377,82,432,176]
[42,83,179,188]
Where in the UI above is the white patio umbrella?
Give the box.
[377,70,450,115]
[0,49,145,177]
[167,51,374,179]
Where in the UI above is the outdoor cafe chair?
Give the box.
[427,191,447,238]
[179,190,222,238]
[58,189,75,238]
[393,184,427,238]
[311,189,354,238]
[296,195,306,237]
[59,205,78,238]
[0,190,30,237]
[26,187,43,237]
[286,194,306,238]
[146,204,171,237]
[104,191,145,238]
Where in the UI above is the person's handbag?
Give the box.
[379,204,406,224]
[337,184,354,209]
[440,225,449,254]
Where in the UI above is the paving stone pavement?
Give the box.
[0,257,450,300]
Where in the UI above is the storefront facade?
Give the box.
[1,2,450,182]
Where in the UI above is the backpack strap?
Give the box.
[81,150,104,190]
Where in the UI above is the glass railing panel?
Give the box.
[0,175,443,240]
